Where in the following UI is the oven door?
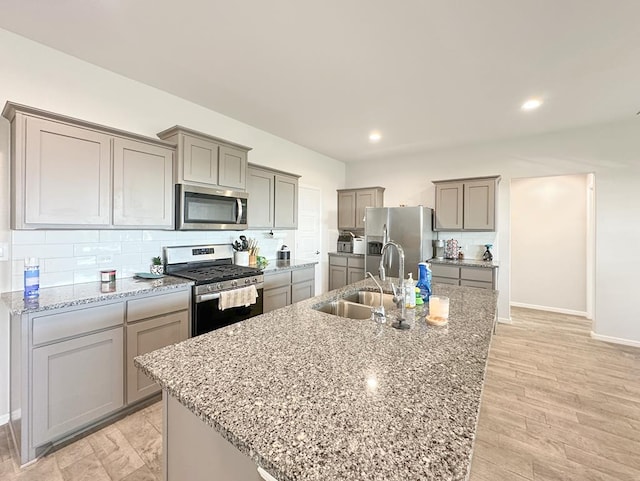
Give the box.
[192,288,264,336]
[176,184,248,230]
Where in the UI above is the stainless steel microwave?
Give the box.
[175,184,248,230]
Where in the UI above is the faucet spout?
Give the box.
[366,272,386,324]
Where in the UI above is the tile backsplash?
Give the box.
[10,229,294,291]
[435,231,497,260]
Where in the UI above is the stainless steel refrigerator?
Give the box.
[364,206,435,279]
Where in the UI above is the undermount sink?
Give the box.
[315,290,396,320]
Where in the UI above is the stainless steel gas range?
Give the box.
[164,244,264,336]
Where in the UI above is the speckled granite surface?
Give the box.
[1,276,193,315]
[429,258,499,269]
[261,259,318,274]
[135,278,497,481]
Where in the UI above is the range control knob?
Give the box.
[217,283,223,290]
[244,278,250,285]
[207,285,214,292]
[231,280,238,287]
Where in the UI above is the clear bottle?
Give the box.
[24,257,40,300]
[405,273,416,308]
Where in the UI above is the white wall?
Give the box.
[0,29,346,422]
[346,120,640,347]
[510,175,588,314]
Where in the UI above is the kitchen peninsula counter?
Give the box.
[135,279,498,481]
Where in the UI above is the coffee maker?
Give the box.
[433,240,445,259]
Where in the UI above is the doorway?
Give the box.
[510,173,595,319]
[296,185,322,295]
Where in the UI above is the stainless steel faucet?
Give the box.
[379,241,409,329]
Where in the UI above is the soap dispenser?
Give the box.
[405,273,416,308]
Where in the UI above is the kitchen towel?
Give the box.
[219,285,258,311]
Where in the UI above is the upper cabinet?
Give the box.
[247,164,300,229]
[337,187,385,231]
[433,176,500,231]
[157,126,250,191]
[2,102,176,230]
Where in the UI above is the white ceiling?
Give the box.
[2,0,640,163]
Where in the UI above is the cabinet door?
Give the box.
[23,117,111,227]
[126,310,189,404]
[434,182,464,230]
[347,267,365,284]
[329,264,348,291]
[218,145,247,191]
[263,286,291,312]
[463,179,496,230]
[355,189,379,230]
[32,327,123,446]
[113,138,174,228]
[337,191,356,230]
[247,168,275,228]
[291,280,314,303]
[182,134,219,185]
[274,174,298,229]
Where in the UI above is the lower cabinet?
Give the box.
[32,326,124,446]
[328,254,364,291]
[431,264,497,290]
[263,266,316,313]
[126,310,189,404]
[10,285,191,465]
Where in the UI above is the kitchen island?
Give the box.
[135,278,498,481]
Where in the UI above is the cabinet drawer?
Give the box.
[347,256,365,269]
[460,267,493,283]
[33,302,124,346]
[329,255,348,267]
[432,276,459,286]
[292,267,314,283]
[264,271,292,289]
[460,279,493,290]
[127,289,190,323]
[430,264,460,279]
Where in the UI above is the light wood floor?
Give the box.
[1,307,639,480]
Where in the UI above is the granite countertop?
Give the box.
[430,258,499,269]
[135,278,497,481]
[260,258,318,274]
[1,275,193,315]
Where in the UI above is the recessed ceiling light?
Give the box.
[369,131,381,142]
[521,98,543,111]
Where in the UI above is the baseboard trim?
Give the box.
[591,332,640,348]
[497,316,512,324]
[510,302,587,318]
[0,413,8,425]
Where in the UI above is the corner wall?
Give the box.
[0,28,346,422]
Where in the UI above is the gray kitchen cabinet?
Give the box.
[157,125,250,191]
[337,187,385,231]
[329,254,364,290]
[2,102,176,230]
[32,326,124,446]
[9,285,191,465]
[263,266,316,312]
[247,164,300,230]
[113,137,174,228]
[125,290,190,404]
[431,263,497,290]
[433,176,500,231]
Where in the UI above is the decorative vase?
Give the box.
[150,264,164,275]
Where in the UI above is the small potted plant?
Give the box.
[150,256,164,275]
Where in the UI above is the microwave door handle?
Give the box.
[236,198,243,224]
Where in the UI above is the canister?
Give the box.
[100,269,116,283]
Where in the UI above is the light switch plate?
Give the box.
[0,242,8,261]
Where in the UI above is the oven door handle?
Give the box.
[196,283,264,304]
[236,198,243,224]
